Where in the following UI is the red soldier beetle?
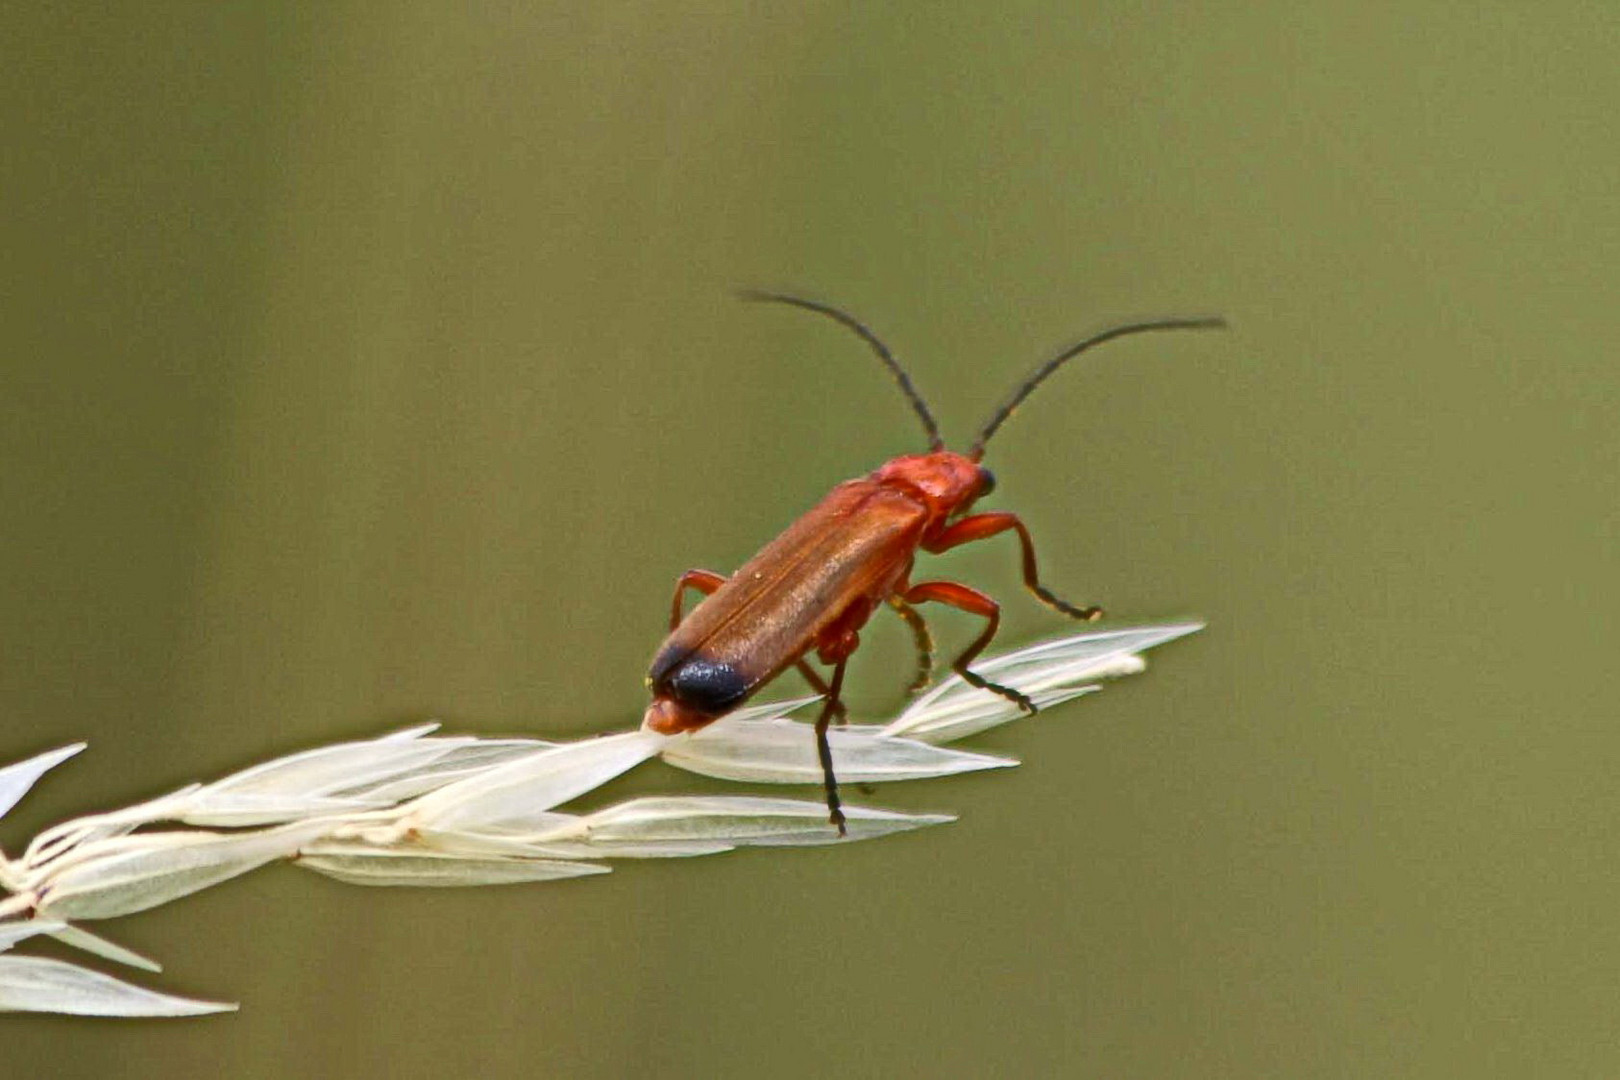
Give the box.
[644,293,1224,834]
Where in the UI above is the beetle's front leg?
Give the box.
[924,511,1102,622]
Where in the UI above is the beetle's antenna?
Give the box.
[968,316,1227,460]
[738,290,944,452]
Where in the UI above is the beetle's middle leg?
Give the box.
[888,595,934,695]
[903,579,1036,715]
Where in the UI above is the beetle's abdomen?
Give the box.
[651,651,749,715]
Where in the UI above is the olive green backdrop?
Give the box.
[5,4,1618,1077]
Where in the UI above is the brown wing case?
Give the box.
[650,479,928,697]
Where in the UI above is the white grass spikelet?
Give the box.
[0,955,235,1017]
[323,815,738,862]
[660,717,1016,784]
[0,744,84,825]
[0,919,62,952]
[29,820,332,921]
[295,842,610,888]
[45,924,163,972]
[176,724,464,826]
[884,621,1202,743]
[22,785,205,871]
[534,795,954,848]
[399,730,663,832]
[334,738,555,803]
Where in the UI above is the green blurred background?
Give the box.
[4,4,1618,1076]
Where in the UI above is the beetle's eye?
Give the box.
[977,467,996,498]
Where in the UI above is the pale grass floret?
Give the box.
[0,621,1200,1017]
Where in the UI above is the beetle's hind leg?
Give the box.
[888,596,934,695]
[812,658,849,836]
[794,659,849,725]
[669,568,728,630]
[903,579,1036,715]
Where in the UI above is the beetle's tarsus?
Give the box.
[961,668,1037,714]
[1033,582,1102,622]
